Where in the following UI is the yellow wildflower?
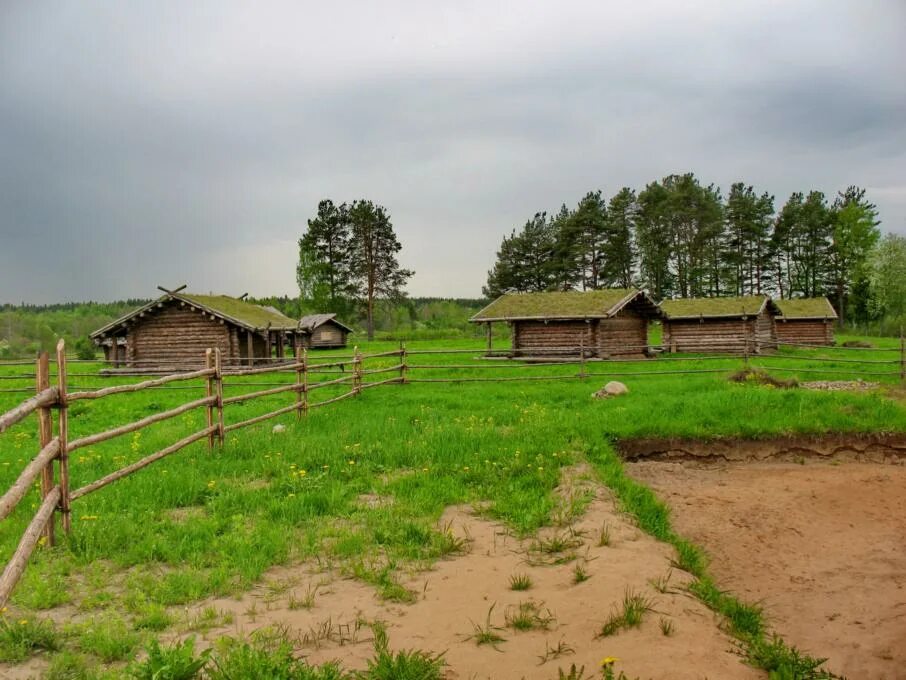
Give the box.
[601,657,619,666]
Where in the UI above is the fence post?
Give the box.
[399,341,407,384]
[214,348,225,445]
[900,326,905,385]
[295,348,305,419]
[743,336,750,368]
[204,349,214,450]
[36,351,55,547]
[55,339,71,536]
[353,346,363,395]
[302,349,309,415]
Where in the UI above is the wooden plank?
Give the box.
[0,486,61,609]
[70,426,218,501]
[205,349,214,449]
[0,439,60,522]
[68,396,216,451]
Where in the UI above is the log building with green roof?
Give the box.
[91,286,303,369]
[658,295,779,354]
[773,297,837,346]
[470,289,661,357]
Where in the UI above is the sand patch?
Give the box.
[628,457,906,680]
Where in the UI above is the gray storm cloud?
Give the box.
[1,0,904,303]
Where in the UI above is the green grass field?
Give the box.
[0,335,904,678]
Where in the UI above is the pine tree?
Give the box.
[347,200,414,340]
[298,199,354,315]
[636,180,673,300]
[830,186,881,327]
[603,188,638,288]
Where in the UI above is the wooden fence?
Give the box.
[1,337,904,607]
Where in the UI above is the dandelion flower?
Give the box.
[601,657,619,666]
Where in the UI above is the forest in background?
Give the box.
[0,298,488,358]
[484,174,904,331]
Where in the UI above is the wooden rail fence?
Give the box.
[1,336,903,607]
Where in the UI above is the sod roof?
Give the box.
[773,297,838,320]
[470,289,646,321]
[659,295,772,320]
[91,290,299,338]
[179,294,299,330]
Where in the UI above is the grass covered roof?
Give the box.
[774,297,838,320]
[471,289,645,321]
[179,294,298,330]
[92,289,299,338]
[659,295,772,320]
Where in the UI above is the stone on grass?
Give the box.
[592,381,629,399]
[272,424,287,434]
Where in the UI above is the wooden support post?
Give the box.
[214,348,224,445]
[204,349,215,449]
[353,346,362,394]
[301,349,309,415]
[486,322,492,356]
[246,330,254,367]
[896,324,905,380]
[579,336,586,378]
[295,349,305,420]
[277,334,285,360]
[400,342,407,384]
[35,352,55,547]
[55,340,71,536]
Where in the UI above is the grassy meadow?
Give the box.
[0,335,904,678]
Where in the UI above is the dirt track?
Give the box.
[628,458,906,680]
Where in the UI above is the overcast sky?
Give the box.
[1,1,905,303]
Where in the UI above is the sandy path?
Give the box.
[628,458,906,680]
[188,484,762,680]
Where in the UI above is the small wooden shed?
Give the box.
[773,297,837,346]
[91,286,302,369]
[659,295,779,354]
[299,314,353,349]
[470,289,661,358]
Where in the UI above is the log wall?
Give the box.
[126,303,233,366]
[512,310,648,357]
[775,319,834,346]
[598,308,647,357]
[664,308,776,353]
[302,323,349,349]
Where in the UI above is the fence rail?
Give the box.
[1,335,904,608]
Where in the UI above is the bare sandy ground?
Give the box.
[178,481,761,680]
[628,458,906,680]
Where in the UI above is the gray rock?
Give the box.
[605,381,628,395]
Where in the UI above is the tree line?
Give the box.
[484,173,884,326]
[297,199,413,340]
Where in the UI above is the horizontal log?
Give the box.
[223,362,302,377]
[0,486,61,609]
[68,396,217,451]
[360,377,402,389]
[308,389,358,409]
[223,403,299,433]
[306,374,355,391]
[222,383,298,405]
[70,426,218,501]
[0,438,60,521]
[360,364,404,376]
[0,387,58,433]
[68,369,215,401]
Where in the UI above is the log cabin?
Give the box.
[299,314,353,349]
[773,297,837,346]
[470,289,661,358]
[91,286,302,369]
[659,295,779,354]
